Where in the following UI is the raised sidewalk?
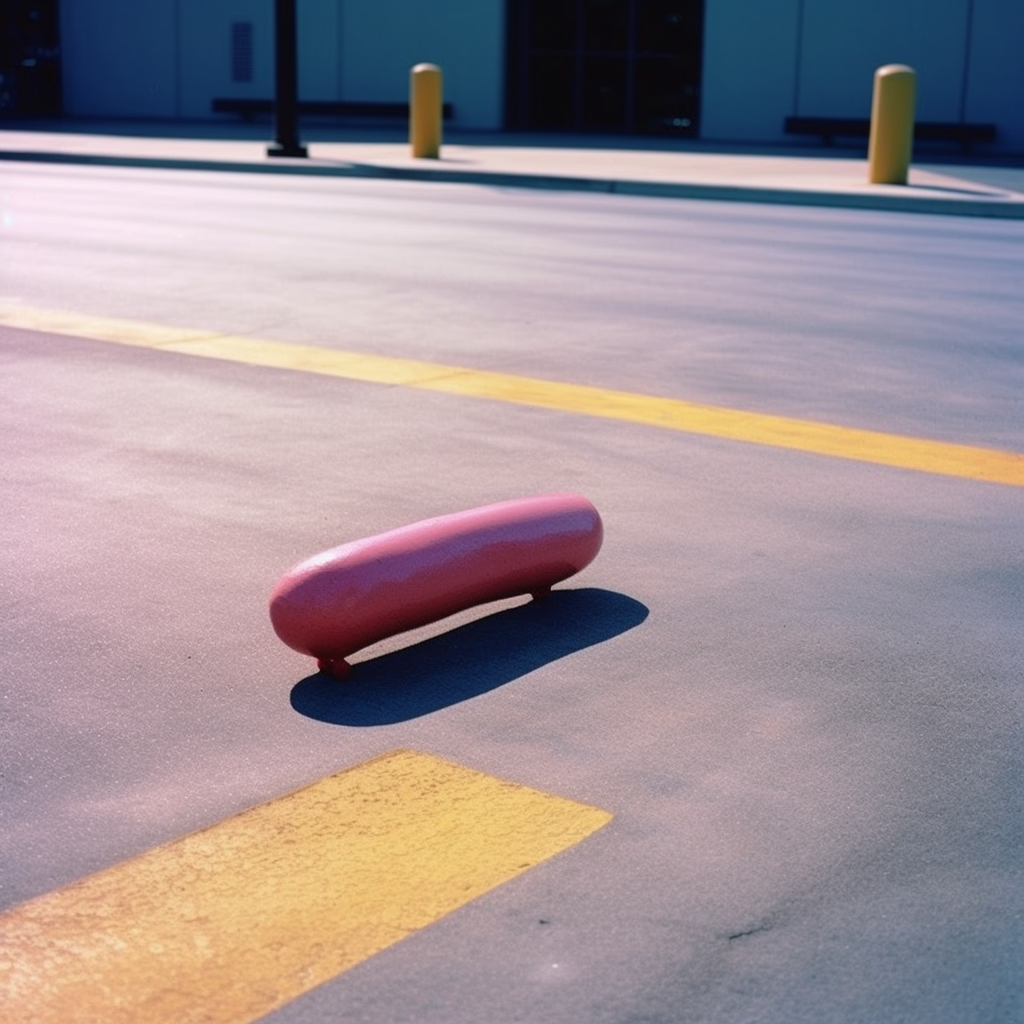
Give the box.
[3,119,1024,218]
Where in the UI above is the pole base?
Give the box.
[267,144,308,159]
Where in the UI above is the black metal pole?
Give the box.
[268,0,307,157]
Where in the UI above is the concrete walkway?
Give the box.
[3,120,1024,218]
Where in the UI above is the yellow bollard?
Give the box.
[410,63,442,159]
[868,64,916,185]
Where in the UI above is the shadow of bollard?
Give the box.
[289,587,648,726]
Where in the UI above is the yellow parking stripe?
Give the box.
[3,304,1022,487]
[0,750,612,1024]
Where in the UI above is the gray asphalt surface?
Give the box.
[2,163,1022,1023]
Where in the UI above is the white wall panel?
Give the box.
[178,0,341,117]
[61,0,179,117]
[55,0,1023,152]
[963,0,1024,151]
[178,0,272,118]
[299,0,342,101]
[700,0,801,142]
[796,0,970,121]
[340,0,504,129]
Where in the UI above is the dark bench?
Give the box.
[784,117,996,152]
[212,98,454,121]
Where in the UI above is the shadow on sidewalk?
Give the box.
[6,117,1022,168]
[289,586,648,726]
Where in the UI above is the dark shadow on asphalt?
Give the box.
[289,587,648,726]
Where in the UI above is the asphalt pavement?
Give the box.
[1,133,1022,1024]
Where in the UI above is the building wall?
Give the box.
[963,0,1024,152]
[178,0,342,115]
[178,0,274,118]
[61,0,504,129]
[701,0,1023,151]
[796,0,972,121]
[340,0,503,129]
[700,0,801,141]
[59,0,1023,151]
[61,0,180,117]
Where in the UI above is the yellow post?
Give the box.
[410,63,442,159]
[868,64,916,185]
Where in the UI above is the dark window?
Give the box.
[583,0,630,51]
[581,55,628,130]
[0,0,62,118]
[231,22,254,83]
[506,0,704,136]
[529,0,577,49]
[527,55,576,128]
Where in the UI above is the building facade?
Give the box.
[4,0,1023,153]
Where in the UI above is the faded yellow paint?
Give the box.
[422,369,1024,486]
[0,750,612,1024]
[2,304,1022,487]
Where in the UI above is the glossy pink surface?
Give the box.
[269,493,602,671]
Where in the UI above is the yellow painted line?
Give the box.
[3,304,1023,487]
[0,750,612,1024]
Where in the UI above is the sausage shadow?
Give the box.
[289,587,648,726]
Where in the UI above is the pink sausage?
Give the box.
[269,493,603,677]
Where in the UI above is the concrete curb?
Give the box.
[3,147,1023,219]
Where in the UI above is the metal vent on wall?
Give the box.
[231,22,254,82]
